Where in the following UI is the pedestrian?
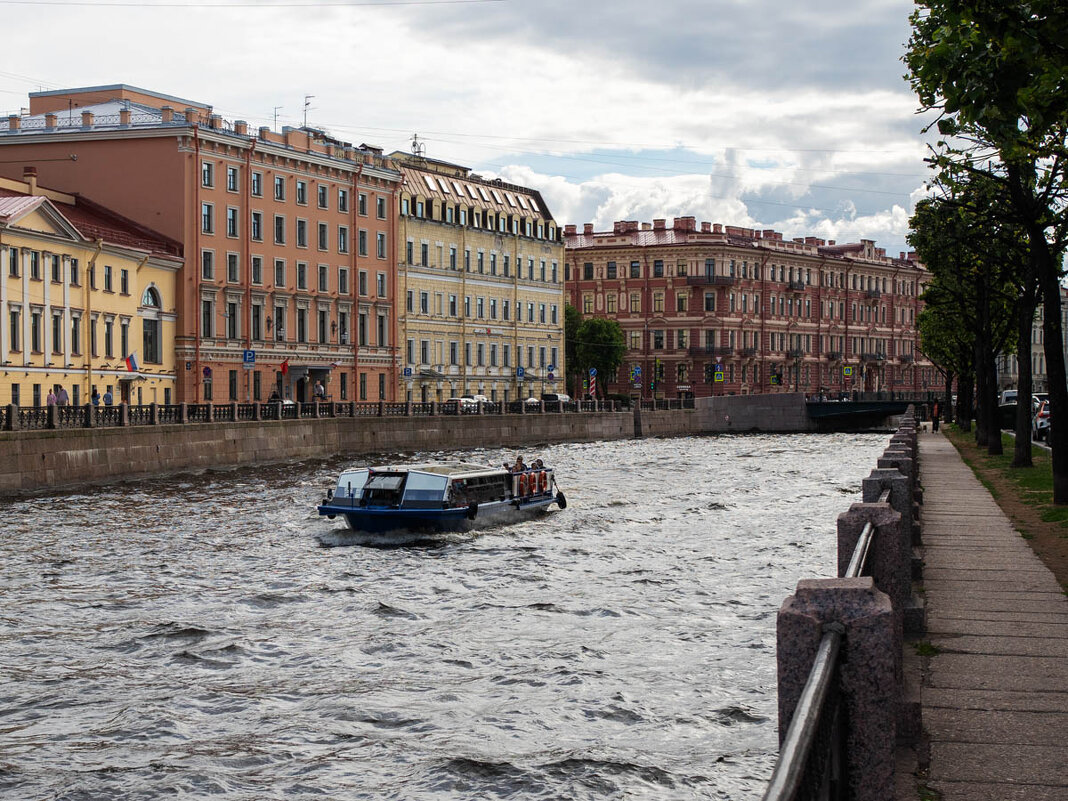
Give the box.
[56,386,69,406]
[103,389,113,406]
[314,379,326,400]
[932,401,941,432]
[91,389,100,406]
[46,388,57,406]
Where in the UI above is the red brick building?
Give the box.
[0,84,401,403]
[564,217,939,399]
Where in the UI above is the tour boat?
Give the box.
[317,461,567,533]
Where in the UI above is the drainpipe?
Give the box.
[758,248,771,394]
[193,124,202,403]
[352,161,363,400]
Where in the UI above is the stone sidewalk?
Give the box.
[904,432,1068,800]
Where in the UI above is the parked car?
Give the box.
[999,389,1018,406]
[445,396,478,411]
[1033,400,1051,441]
[541,393,570,403]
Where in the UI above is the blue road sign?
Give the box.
[517,367,525,378]
[242,349,255,365]
[402,367,413,377]
[589,367,597,377]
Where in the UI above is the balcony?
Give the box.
[899,354,915,363]
[787,279,806,291]
[825,350,843,361]
[786,348,805,359]
[740,347,758,357]
[861,352,887,362]
[688,345,734,358]
[866,288,882,299]
[686,274,735,286]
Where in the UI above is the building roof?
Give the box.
[0,100,188,135]
[0,185,181,257]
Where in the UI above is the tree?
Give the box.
[905,0,1068,497]
[574,317,626,398]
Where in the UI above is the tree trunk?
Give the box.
[1038,249,1068,502]
[1013,292,1038,467]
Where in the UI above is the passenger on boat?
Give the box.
[512,456,526,472]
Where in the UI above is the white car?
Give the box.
[445,397,477,408]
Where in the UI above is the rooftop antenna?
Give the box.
[411,133,426,157]
[303,95,314,129]
[273,106,283,130]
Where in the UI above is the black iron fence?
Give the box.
[1,398,624,432]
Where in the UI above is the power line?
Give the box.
[0,0,503,6]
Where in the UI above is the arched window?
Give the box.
[142,287,161,308]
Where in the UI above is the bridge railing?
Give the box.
[763,409,924,801]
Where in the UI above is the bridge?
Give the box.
[805,399,916,431]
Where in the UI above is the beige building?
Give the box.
[0,170,182,406]
[392,152,565,402]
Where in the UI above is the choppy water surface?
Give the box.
[0,432,888,800]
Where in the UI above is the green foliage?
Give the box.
[574,317,626,397]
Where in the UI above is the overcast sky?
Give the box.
[1,0,934,255]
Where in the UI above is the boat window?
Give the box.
[366,475,405,491]
[335,469,369,498]
[402,472,449,508]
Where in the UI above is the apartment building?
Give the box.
[996,286,1068,392]
[392,152,565,402]
[0,84,401,403]
[0,169,182,406]
[564,217,937,399]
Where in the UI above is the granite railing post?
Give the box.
[378,400,385,417]
[150,402,159,425]
[430,401,438,416]
[253,402,262,421]
[519,399,526,414]
[119,403,130,427]
[477,401,484,415]
[179,402,188,424]
[313,401,322,419]
[405,402,411,417]
[777,577,896,801]
[84,403,94,428]
[47,404,58,430]
[206,403,214,423]
[4,404,15,431]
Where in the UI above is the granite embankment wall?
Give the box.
[0,393,816,495]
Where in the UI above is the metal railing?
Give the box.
[762,487,888,801]
[638,398,696,411]
[1,398,625,432]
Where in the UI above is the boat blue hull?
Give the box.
[318,493,559,534]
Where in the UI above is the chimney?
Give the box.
[160,106,174,123]
[701,222,711,233]
[829,240,836,245]
[44,113,57,130]
[119,108,131,126]
[713,223,723,234]
[613,221,624,234]
[209,114,222,129]
[584,223,594,235]
[564,224,577,235]
[653,219,666,230]
[23,166,38,195]
[259,126,271,140]
[80,110,94,129]
[185,107,200,125]
[641,222,652,231]
[234,120,248,136]
[7,115,19,131]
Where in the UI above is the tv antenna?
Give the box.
[411,133,426,157]
[273,106,283,130]
[303,95,315,128]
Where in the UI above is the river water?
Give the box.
[0,432,888,800]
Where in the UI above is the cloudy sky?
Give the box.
[1,0,935,255]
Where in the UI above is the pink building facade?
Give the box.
[564,218,941,400]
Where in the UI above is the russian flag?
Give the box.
[125,351,140,372]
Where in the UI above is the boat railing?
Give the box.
[1,398,628,431]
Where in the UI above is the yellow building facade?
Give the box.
[393,153,566,402]
[0,172,182,407]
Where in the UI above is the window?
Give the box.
[120,268,129,295]
[583,262,594,280]
[251,211,263,241]
[274,175,286,201]
[201,160,214,187]
[358,193,367,216]
[338,189,349,212]
[227,253,239,283]
[226,207,239,238]
[653,260,664,277]
[297,309,307,343]
[251,171,262,196]
[201,299,214,337]
[376,232,386,259]
[360,230,369,256]
[226,165,238,192]
[274,259,286,287]
[338,267,349,294]
[296,219,308,248]
[630,261,640,279]
[252,305,263,341]
[296,180,307,205]
[318,264,329,292]
[420,291,429,314]
[318,184,328,208]
[227,301,239,339]
[319,222,328,250]
[359,271,368,296]
[251,256,263,285]
[318,308,329,343]
[653,330,664,349]
[377,273,386,297]
[653,293,664,313]
[584,294,594,314]
[274,215,286,245]
[103,264,113,292]
[201,203,214,234]
[50,255,61,283]
[201,251,214,280]
[449,246,457,269]
[7,247,18,277]
[297,262,308,290]
[676,292,687,312]
[377,196,387,218]
[629,293,641,313]
[607,294,617,313]
[339,227,349,254]
[104,318,114,357]
[704,292,715,312]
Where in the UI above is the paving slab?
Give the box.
[897,434,1068,797]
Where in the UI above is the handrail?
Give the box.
[762,485,890,800]
[762,627,843,801]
